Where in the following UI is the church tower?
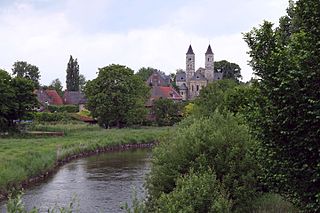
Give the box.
[205,44,214,82]
[186,45,195,83]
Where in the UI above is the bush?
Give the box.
[33,112,73,123]
[47,105,79,113]
[156,169,232,213]
[146,112,261,212]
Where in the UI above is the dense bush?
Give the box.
[33,112,73,123]
[47,105,79,113]
[152,98,182,126]
[194,79,238,116]
[156,169,231,213]
[146,112,261,212]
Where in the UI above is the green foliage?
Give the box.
[251,193,298,213]
[244,0,320,211]
[194,79,238,116]
[49,78,64,97]
[78,74,86,92]
[12,61,40,88]
[66,55,80,91]
[85,64,149,128]
[33,112,73,123]
[214,60,242,82]
[135,67,156,82]
[146,112,260,212]
[0,69,37,132]
[156,169,232,213]
[47,105,79,113]
[152,98,181,126]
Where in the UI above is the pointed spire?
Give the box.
[186,45,194,55]
[205,44,213,54]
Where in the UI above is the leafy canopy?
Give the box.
[85,64,149,128]
[244,0,320,211]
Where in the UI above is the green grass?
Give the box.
[0,123,171,196]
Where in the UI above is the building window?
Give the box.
[196,85,199,91]
[192,85,194,91]
[208,58,210,62]
[181,92,184,95]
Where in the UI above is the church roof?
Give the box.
[176,71,186,82]
[190,72,207,81]
[186,45,194,55]
[205,44,213,54]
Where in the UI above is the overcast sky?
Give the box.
[0,0,289,86]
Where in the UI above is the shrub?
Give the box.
[146,112,261,212]
[156,169,232,213]
[33,112,73,123]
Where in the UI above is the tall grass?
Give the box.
[0,123,171,196]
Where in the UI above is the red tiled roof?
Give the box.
[45,90,63,105]
[146,86,182,107]
[151,86,182,100]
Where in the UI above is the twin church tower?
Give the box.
[176,44,220,100]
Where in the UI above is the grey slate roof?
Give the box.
[176,71,186,82]
[205,44,213,54]
[63,91,87,105]
[186,45,194,54]
[190,71,207,81]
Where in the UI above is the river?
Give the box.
[1,149,151,213]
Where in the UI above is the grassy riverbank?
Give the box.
[0,123,171,197]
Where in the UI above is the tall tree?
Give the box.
[0,69,37,131]
[79,74,86,92]
[66,55,79,91]
[214,60,242,82]
[12,61,40,88]
[49,78,63,97]
[244,0,320,211]
[136,67,156,81]
[85,64,149,128]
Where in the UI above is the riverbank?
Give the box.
[0,123,171,201]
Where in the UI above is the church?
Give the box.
[176,44,223,100]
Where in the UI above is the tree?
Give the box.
[135,67,156,81]
[49,78,63,97]
[244,0,320,211]
[79,74,86,92]
[214,60,242,82]
[0,69,37,131]
[66,55,79,91]
[85,64,149,128]
[152,98,181,126]
[194,79,238,117]
[12,61,40,88]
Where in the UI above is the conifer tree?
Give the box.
[66,55,80,91]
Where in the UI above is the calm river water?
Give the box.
[1,149,151,213]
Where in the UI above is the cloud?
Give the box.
[0,0,289,86]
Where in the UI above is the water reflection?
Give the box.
[1,149,151,213]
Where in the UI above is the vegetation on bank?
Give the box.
[0,123,171,198]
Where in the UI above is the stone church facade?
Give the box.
[176,44,223,100]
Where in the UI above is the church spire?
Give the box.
[205,44,213,55]
[186,45,194,55]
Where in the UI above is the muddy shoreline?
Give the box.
[0,142,156,202]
